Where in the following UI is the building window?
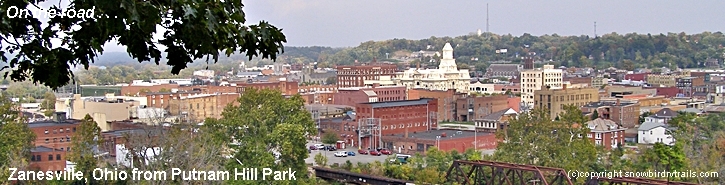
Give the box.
[36,155,41,161]
[44,130,49,134]
[31,155,36,161]
[66,128,70,132]
[59,128,64,133]
[45,138,49,143]
[48,155,53,161]
[73,127,76,132]
[56,154,61,160]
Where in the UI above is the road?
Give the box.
[305,141,390,166]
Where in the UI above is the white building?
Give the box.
[469,82,503,94]
[519,65,563,108]
[193,70,215,78]
[638,121,675,145]
[394,43,471,93]
[116,144,163,168]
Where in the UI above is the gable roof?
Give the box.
[586,118,623,131]
[479,108,517,121]
[653,108,678,118]
[638,121,667,131]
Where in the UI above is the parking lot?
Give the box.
[305,141,390,166]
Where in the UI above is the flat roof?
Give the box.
[28,120,80,128]
[31,146,59,152]
[388,129,493,141]
[361,98,434,108]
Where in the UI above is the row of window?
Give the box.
[44,127,76,134]
[30,154,62,161]
[45,136,71,143]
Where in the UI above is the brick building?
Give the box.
[582,100,640,128]
[623,73,649,81]
[676,77,705,97]
[565,76,594,86]
[585,118,626,150]
[336,63,398,88]
[297,85,337,93]
[300,92,336,104]
[381,130,497,155]
[334,85,407,108]
[455,94,510,121]
[407,89,467,122]
[355,98,438,149]
[146,90,201,109]
[235,80,299,96]
[121,84,180,96]
[645,86,680,98]
[168,93,240,123]
[318,116,358,148]
[27,112,79,172]
[534,85,600,119]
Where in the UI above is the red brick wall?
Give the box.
[646,86,679,98]
[30,123,78,150]
[590,130,625,150]
[439,133,498,152]
[28,150,67,171]
[337,64,398,88]
[355,99,438,136]
[235,81,299,96]
[334,90,368,107]
[121,84,180,96]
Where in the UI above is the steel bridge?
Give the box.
[445,160,702,185]
[312,160,703,185]
[313,166,413,185]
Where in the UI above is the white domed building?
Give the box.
[393,43,471,93]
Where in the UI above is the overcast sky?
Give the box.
[29,0,725,52]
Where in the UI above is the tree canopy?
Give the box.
[0,0,286,89]
[0,94,36,184]
[204,88,317,184]
[489,105,599,183]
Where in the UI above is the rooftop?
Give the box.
[360,98,435,108]
[583,101,636,108]
[28,119,80,128]
[388,129,493,141]
[31,146,60,153]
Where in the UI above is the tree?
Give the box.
[204,88,317,184]
[1,0,286,89]
[68,114,104,184]
[40,91,56,117]
[322,130,340,145]
[491,105,598,183]
[639,111,653,124]
[314,153,328,167]
[121,125,226,185]
[0,95,36,184]
[158,88,171,93]
[591,109,599,120]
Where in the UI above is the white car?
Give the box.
[334,151,348,157]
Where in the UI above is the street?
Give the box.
[305,141,390,166]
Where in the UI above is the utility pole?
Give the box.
[594,21,597,38]
[486,3,489,39]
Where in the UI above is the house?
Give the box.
[644,108,678,124]
[585,118,626,150]
[637,121,675,145]
[473,108,517,133]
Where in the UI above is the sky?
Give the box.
[12,0,725,53]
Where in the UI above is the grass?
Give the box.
[80,86,122,96]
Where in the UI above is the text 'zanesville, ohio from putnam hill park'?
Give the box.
[8,168,298,181]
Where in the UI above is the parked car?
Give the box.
[334,151,348,157]
[314,144,324,149]
[347,151,356,156]
[309,145,317,150]
[369,150,381,156]
[358,149,368,155]
[380,148,392,155]
[327,146,337,151]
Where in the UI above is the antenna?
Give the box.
[486,3,489,35]
[594,21,597,38]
